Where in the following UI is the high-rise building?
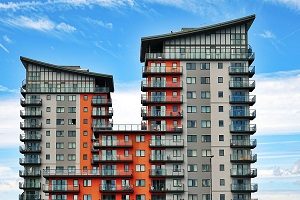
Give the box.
[19,15,257,200]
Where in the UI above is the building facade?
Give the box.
[19,15,257,200]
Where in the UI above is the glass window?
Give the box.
[202,179,211,187]
[200,77,210,84]
[218,63,223,69]
[218,91,223,98]
[219,135,224,141]
[201,91,210,99]
[187,150,197,157]
[218,77,223,83]
[220,164,225,171]
[187,120,197,128]
[56,95,65,101]
[187,135,197,142]
[187,106,197,113]
[200,63,210,70]
[187,91,196,99]
[219,106,224,112]
[186,63,196,70]
[68,95,76,101]
[201,120,211,128]
[219,149,224,156]
[201,106,211,113]
[201,135,211,142]
[187,77,196,84]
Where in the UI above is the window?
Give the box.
[187,91,196,99]
[83,180,92,187]
[68,131,76,137]
[46,154,50,160]
[172,77,177,83]
[173,179,182,187]
[202,194,210,200]
[56,131,64,137]
[47,95,51,100]
[187,106,197,113]
[220,194,225,200]
[68,142,76,149]
[219,120,224,127]
[83,119,88,124]
[56,154,64,161]
[83,107,88,112]
[68,119,76,125]
[136,150,145,157]
[173,149,181,157]
[202,164,211,172]
[46,131,50,136]
[83,95,88,100]
[201,120,211,128]
[202,149,212,157]
[201,91,210,99]
[218,91,223,98]
[201,106,211,113]
[200,63,210,70]
[68,95,76,101]
[218,77,223,83]
[218,63,223,69]
[187,120,197,128]
[124,150,129,157]
[68,154,76,161]
[68,107,76,113]
[136,179,145,187]
[219,164,225,171]
[219,106,224,112]
[56,107,65,113]
[136,164,145,172]
[202,179,211,187]
[188,194,198,200]
[188,164,198,172]
[187,77,196,84]
[188,179,198,187]
[201,77,210,84]
[220,179,225,186]
[219,135,224,141]
[46,119,50,124]
[187,135,197,142]
[219,149,224,156]
[136,135,145,142]
[56,142,64,149]
[56,119,64,125]
[46,107,51,112]
[136,195,145,200]
[187,150,197,157]
[56,95,65,101]
[83,194,92,200]
[83,131,88,136]
[201,135,211,142]
[186,63,196,70]
[83,142,88,148]
[46,143,50,148]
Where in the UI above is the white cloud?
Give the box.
[266,0,300,11]
[85,17,113,29]
[0,165,20,192]
[253,191,300,200]
[0,43,9,53]
[258,159,300,178]
[56,22,77,33]
[2,35,12,43]
[259,30,276,39]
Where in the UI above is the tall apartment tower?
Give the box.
[19,15,257,200]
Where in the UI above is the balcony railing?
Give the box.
[92,155,133,163]
[20,86,110,93]
[20,122,42,129]
[141,94,183,104]
[149,169,184,177]
[150,139,184,147]
[141,108,183,118]
[230,124,256,134]
[92,121,113,131]
[20,110,42,118]
[19,182,41,189]
[150,154,184,162]
[93,140,133,148]
[231,168,257,178]
[43,184,80,193]
[229,80,255,91]
[92,108,113,117]
[149,184,184,193]
[229,66,255,77]
[20,98,42,106]
[231,184,258,192]
[230,139,257,148]
[19,170,41,177]
[19,194,41,200]
[43,169,133,177]
[19,158,41,165]
[230,109,256,119]
[142,66,183,76]
[99,184,134,193]
[229,95,256,105]
[20,133,42,141]
[91,98,112,106]
[19,146,42,153]
[141,80,182,91]
[230,154,257,163]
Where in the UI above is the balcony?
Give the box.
[230,109,256,120]
[92,155,133,163]
[99,184,134,193]
[150,154,184,163]
[149,169,184,177]
[230,124,256,134]
[19,158,41,165]
[141,108,183,119]
[20,133,42,141]
[229,95,256,106]
[19,170,41,177]
[141,80,182,91]
[92,121,113,132]
[142,66,182,77]
[141,94,183,105]
[19,182,41,190]
[229,80,255,91]
[43,169,133,178]
[20,122,42,130]
[93,140,133,148]
[231,168,257,178]
[150,184,184,193]
[92,108,113,118]
[20,98,42,107]
[229,66,255,77]
[19,193,41,200]
[20,110,42,118]
[231,184,258,192]
[43,184,80,193]
[20,86,110,94]
[230,154,257,163]
[149,139,184,148]
[92,98,112,106]
[19,146,42,154]
[230,139,257,149]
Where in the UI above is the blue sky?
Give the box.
[0,0,300,199]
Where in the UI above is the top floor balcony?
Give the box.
[142,66,182,77]
[229,66,255,77]
[20,98,42,107]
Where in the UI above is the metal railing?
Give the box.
[93,140,133,148]
[229,66,255,74]
[229,95,256,104]
[141,108,183,117]
[20,133,42,141]
[142,66,183,74]
[229,80,255,89]
[20,122,42,129]
[149,139,184,147]
[230,139,257,148]
[231,183,258,192]
[19,158,41,164]
[92,108,113,117]
[230,124,256,133]
[91,98,112,105]
[43,169,132,177]
[20,110,42,117]
[230,109,256,118]
[149,184,184,192]
[19,145,41,153]
[230,154,257,162]
[19,170,41,177]
[150,154,184,162]
[43,184,80,192]
[231,168,257,177]
[20,98,42,106]
[99,184,134,192]
[141,94,183,103]
[149,169,184,177]
[93,155,133,162]
[141,80,182,89]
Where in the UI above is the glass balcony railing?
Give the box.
[229,80,255,91]
[231,183,258,192]
[149,169,184,177]
[19,158,41,165]
[229,95,256,105]
[19,170,41,177]
[92,120,113,131]
[141,94,183,104]
[141,108,183,118]
[92,108,113,117]
[19,146,42,153]
[230,154,257,163]
[229,66,255,76]
[149,184,184,192]
[19,182,41,189]
[91,98,112,105]
[93,140,133,148]
[20,133,42,141]
[150,154,184,162]
[20,122,42,129]
[230,109,256,119]
[43,184,80,192]
[230,139,257,148]
[19,193,41,200]
[231,168,257,177]
[21,86,110,94]
[99,184,134,192]
[92,155,133,162]
[141,80,182,90]
[142,66,183,75]
[20,98,42,106]
[149,139,184,147]
[20,110,42,118]
[230,124,256,134]
[43,169,133,177]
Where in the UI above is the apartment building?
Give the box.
[19,15,257,200]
